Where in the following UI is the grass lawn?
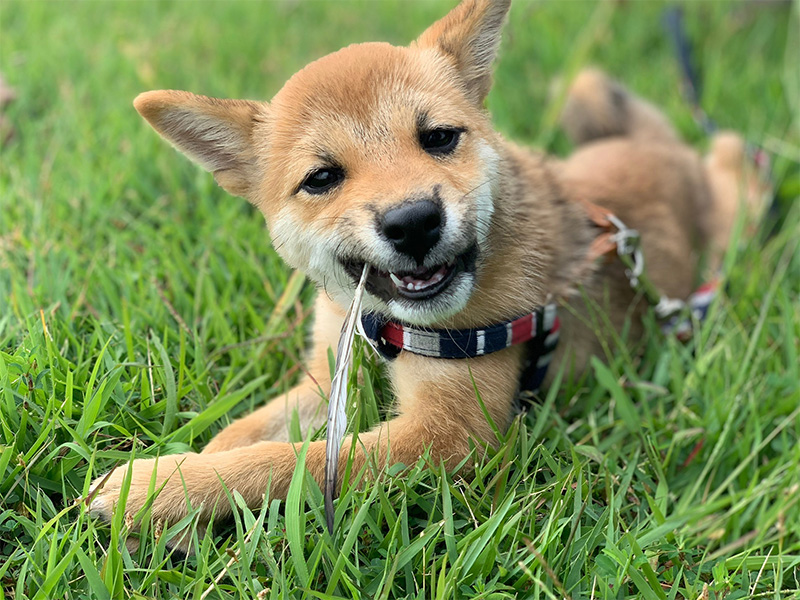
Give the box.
[1,0,799,598]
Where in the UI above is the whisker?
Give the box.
[459,177,497,202]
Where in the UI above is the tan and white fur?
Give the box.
[90,0,761,547]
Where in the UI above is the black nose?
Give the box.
[380,200,443,264]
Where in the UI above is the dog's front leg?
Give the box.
[203,294,346,452]
[90,346,524,530]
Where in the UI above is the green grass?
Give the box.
[1,0,799,598]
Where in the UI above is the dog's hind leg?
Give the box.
[703,131,770,270]
[560,68,679,146]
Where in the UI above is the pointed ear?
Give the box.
[415,0,511,104]
[134,90,265,198]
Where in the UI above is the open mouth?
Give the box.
[342,244,477,303]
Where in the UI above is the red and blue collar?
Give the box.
[360,304,560,361]
[360,305,561,393]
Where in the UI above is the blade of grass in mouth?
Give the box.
[324,263,369,534]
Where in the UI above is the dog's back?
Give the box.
[505,68,760,378]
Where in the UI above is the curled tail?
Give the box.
[560,68,679,145]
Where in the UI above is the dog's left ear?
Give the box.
[415,0,511,105]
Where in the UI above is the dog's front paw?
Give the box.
[89,453,211,528]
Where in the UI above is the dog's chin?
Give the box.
[342,244,478,326]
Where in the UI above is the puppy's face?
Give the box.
[135,0,510,325]
[259,43,501,324]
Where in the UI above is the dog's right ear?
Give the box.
[134,90,266,199]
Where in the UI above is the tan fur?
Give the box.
[561,68,680,145]
[704,131,771,269]
[90,0,763,542]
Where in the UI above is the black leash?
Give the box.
[663,7,718,136]
[663,6,779,231]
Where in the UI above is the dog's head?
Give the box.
[135,0,511,325]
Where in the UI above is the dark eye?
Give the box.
[300,167,344,194]
[420,128,462,155]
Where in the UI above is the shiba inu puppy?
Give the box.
[90,0,759,542]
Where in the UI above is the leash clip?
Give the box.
[607,213,645,288]
[607,212,688,318]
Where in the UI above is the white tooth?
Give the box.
[407,282,415,291]
[389,273,403,287]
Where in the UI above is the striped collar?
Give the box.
[360,305,561,395]
[360,304,559,361]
